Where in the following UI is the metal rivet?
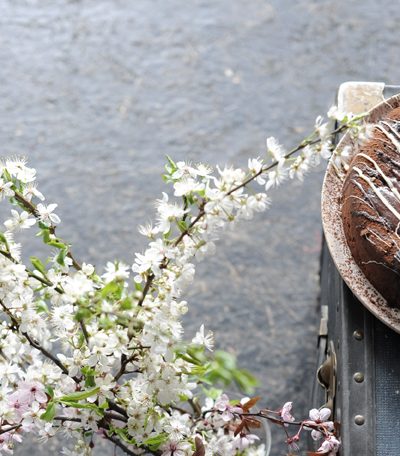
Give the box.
[354,415,365,425]
[353,372,364,383]
[353,330,364,341]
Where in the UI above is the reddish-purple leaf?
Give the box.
[192,436,205,456]
[244,417,261,429]
[241,396,261,412]
[233,419,246,437]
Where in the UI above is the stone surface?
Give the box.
[0,0,399,454]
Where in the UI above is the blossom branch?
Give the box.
[0,109,361,455]
[12,189,82,270]
[226,117,361,197]
[133,115,364,316]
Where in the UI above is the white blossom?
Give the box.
[192,324,214,351]
[4,210,35,231]
[102,261,130,282]
[36,203,61,226]
[0,179,14,200]
[265,159,289,190]
[266,136,286,161]
[5,157,36,183]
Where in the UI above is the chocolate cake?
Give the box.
[342,107,400,308]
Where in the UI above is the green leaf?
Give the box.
[143,433,168,450]
[100,281,120,298]
[47,239,66,249]
[2,169,11,180]
[215,350,236,370]
[99,401,109,410]
[209,366,232,383]
[178,353,203,366]
[187,345,206,359]
[45,385,54,399]
[99,316,114,330]
[58,401,101,412]
[30,256,47,275]
[37,227,51,243]
[233,369,259,394]
[40,401,56,422]
[197,376,212,385]
[165,155,177,172]
[0,232,7,244]
[36,300,49,314]
[120,297,133,310]
[202,387,223,400]
[84,375,96,388]
[177,220,188,232]
[59,386,99,402]
[56,247,69,266]
[74,308,91,322]
[112,427,137,444]
[81,366,96,388]
[190,364,209,376]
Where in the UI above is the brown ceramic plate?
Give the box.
[321,93,400,333]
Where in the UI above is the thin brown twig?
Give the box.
[137,273,154,307]
[54,416,82,423]
[108,401,128,418]
[0,424,21,436]
[104,412,128,423]
[79,321,90,343]
[114,353,138,382]
[239,411,334,434]
[22,331,76,379]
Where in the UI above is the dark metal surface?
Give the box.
[374,320,400,455]
[317,242,376,455]
[317,241,400,456]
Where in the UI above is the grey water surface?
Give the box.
[0,0,399,454]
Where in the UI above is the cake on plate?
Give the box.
[342,107,400,308]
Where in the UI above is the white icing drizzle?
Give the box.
[344,194,376,212]
[357,152,400,202]
[396,221,400,241]
[352,165,400,222]
[364,233,377,246]
[361,260,400,275]
[367,228,392,248]
[381,120,400,141]
[376,123,400,154]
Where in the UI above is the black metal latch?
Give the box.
[317,340,337,412]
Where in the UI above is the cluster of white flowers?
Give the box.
[0,110,365,455]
